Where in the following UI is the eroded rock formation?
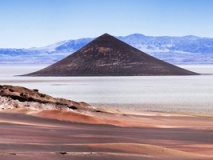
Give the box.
[0,85,89,111]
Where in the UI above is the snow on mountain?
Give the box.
[0,34,213,64]
[37,40,69,52]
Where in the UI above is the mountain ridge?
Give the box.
[1,33,213,64]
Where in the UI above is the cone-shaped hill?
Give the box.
[25,34,198,76]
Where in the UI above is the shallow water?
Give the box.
[0,64,213,113]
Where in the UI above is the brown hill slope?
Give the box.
[25,34,198,76]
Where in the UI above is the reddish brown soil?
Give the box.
[0,109,212,160]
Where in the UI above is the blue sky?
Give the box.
[0,0,213,48]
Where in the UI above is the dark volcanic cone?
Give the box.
[25,34,198,76]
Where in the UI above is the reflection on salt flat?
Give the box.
[0,65,213,113]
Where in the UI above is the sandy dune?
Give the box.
[0,109,212,160]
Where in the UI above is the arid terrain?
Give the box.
[0,85,212,160]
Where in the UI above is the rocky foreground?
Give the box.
[0,85,90,111]
[0,85,141,126]
[0,85,212,160]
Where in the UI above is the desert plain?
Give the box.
[0,65,212,160]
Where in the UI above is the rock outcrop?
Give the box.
[0,85,89,111]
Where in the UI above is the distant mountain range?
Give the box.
[1,33,213,64]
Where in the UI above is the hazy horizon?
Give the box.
[1,32,212,49]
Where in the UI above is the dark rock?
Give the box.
[67,105,78,110]
[9,153,16,155]
[9,89,15,92]
[24,33,198,76]
[33,89,39,92]
[58,151,67,155]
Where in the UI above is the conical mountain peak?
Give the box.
[88,33,123,46]
[91,33,114,42]
[24,34,198,76]
[99,33,112,38]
